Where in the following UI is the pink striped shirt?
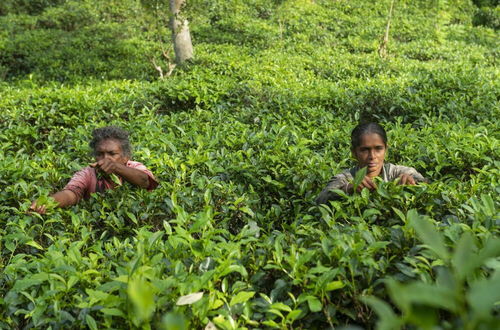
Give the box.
[63,160,158,200]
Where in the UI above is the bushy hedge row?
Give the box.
[1,78,498,328]
[0,0,499,328]
[0,0,162,81]
[1,0,498,83]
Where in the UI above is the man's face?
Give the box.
[352,133,387,177]
[95,139,128,165]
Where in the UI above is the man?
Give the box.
[30,126,158,214]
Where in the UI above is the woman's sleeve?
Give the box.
[316,173,350,205]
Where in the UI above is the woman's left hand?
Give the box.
[398,173,416,185]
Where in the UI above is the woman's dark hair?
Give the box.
[89,126,132,157]
[351,122,387,150]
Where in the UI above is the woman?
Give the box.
[316,122,425,205]
[30,126,158,214]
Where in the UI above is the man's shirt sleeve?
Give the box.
[127,161,159,191]
[63,167,94,201]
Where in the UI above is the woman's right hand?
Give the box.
[346,176,377,193]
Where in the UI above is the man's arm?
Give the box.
[52,190,79,207]
[114,164,150,189]
[30,190,78,214]
[91,159,150,189]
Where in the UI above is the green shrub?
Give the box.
[0,0,65,16]
[36,1,97,31]
[473,6,500,29]
[0,23,158,81]
[0,0,498,328]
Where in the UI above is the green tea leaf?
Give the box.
[306,296,322,312]
[353,167,368,190]
[101,308,125,317]
[452,232,475,280]
[285,309,302,322]
[128,277,155,322]
[126,211,138,225]
[408,210,449,260]
[325,281,345,291]
[26,240,44,250]
[270,302,292,312]
[467,273,500,319]
[230,291,255,306]
[362,296,402,330]
[86,314,98,330]
[176,292,204,306]
[110,173,122,186]
[388,279,459,313]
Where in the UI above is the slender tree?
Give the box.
[378,0,395,58]
[169,0,193,64]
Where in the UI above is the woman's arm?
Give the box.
[316,173,351,205]
[317,169,381,205]
[391,165,427,185]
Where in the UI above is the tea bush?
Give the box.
[0,0,499,328]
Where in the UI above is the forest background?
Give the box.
[0,0,499,329]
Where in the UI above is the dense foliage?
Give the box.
[0,0,499,328]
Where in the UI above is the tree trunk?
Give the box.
[378,0,395,58]
[169,0,193,64]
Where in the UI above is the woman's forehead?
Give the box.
[358,133,385,146]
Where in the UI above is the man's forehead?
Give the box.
[96,139,122,151]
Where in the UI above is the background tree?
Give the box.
[141,0,193,76]
[169,0,193,64]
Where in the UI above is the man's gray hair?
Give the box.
[89,126,132,157]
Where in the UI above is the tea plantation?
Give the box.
[0,0,499,328]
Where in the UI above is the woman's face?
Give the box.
[352,133,387,177]
[95,139,129,164]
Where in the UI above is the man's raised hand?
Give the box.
[90,159,123,175]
